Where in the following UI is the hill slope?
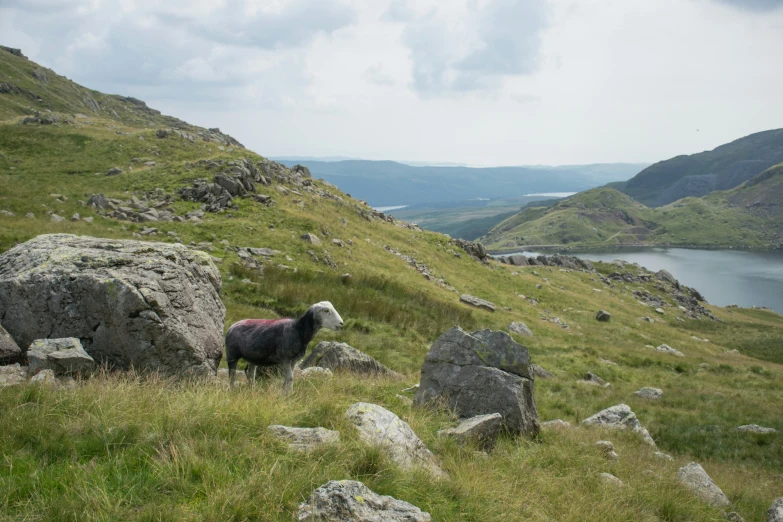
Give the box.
[618,129,783,207]
[481,164,783,251]
[1,47,783,521]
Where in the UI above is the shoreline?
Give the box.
[486,243,783,255]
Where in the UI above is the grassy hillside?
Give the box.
[620,129,783,207]
[2,48,783,521]
[481,166,783,251]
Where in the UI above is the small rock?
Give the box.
[144,161,157,167]
[654,451,673,461]
[459,294,496,312]
[530,363,554,379]
[596,310,612,322]
[30,369,56,385]
[300,342,396,376]
[595,440,619,460]
[300,233,321,245]
[267,425,339,451]
[635,387,663,400]
[395,394,413,405]
[50,214,65,222]
[655,307,665,315]
[331,238,344,247]
[599,472,624,486]
[340,273,352,283]
[27,338,95,376]
[296,480,431,522]
[676,462,730,507]
[0,324,22,364]
[736,424,777,434]
[0,363,27,387]
[106,167,123,176]
[656,344,685,357]
[82,216,94,223]
[541,419,572,429]
[599,357,618,366]
[583,403,656,447]
[581,371,609,387]
[70,213,80,221]
[508,321,533,337]
[725,512,744,522]
[295,366,334,379]
[437,413,503,451]
[25,212,35,218]
[641,316,654,323]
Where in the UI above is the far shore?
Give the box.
[487,243,783,255]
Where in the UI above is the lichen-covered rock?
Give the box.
[26,338,94,376]
[582,403,656,447]
[267,425,339,451]
[508,321,533,337]
[346,402,446,478]
[297,480,431,522]
[438,413,503,450]
[768,497,783,522]
[299,342,397,376]
[0,234,225,375]
[0,363,27,387]
[30,368,56,385]
[635,387,663,400]
[0,324,22,364]
[676,462,731,507]
[415,327,539,437]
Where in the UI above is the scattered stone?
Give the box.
[395,394,413,405]
[581,372,609,387]
[656,344,685,357]
[530,364,554,379]
[346,402,446,478]
[295,366,334,379]
[768,497,783,522]
[654,451,673,461]
[340,273,352,283]
[267,425,339,451]
[0,324,22,364]
[676,462,731,507]
[105,167,123,176]
[83,216,93,223]
[143,161,157,167]
[30,368,56,385]
[595,440,619,460]
[459,294,496,312]
[655,307,665,315]
[641,316,655,323]
[541,419,572,429]
[725,512,744,522]
[635,387,663,400]
[50,214,65,222]
[0,234,225,375]
[599,357,618,366]
[331,238,344,247]
[599,472,624,486]
[582,403,656,447]
[0,363,27,387]
[25,212,35,218]
[415,327,539,436]
[26,338,94,376]
[296,480,431,522]
[300,233,321,245]
[299,342,397,376]
[508,321,533,337]
[596,310,612,322]
[736,424,777,434]
[0,210,15,216]
[437,413,503,451]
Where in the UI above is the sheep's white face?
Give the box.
[314,301,344,330]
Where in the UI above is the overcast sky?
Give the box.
[2,0,783,165]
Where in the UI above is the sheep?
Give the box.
[225,301,344,392]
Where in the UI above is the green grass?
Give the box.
[1,48,783,521]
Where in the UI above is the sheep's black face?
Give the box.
[314,301,344,330]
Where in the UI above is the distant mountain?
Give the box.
[617,129,783,207]
[274,159,649,206]
[480,162,783,251]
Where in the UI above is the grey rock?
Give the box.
[654,451,673,461]
[582,372,607,386]
[27,338,94,376]
[599,472,624,486]
[768,497,783,522]
[655,307,665,315]
[346,402,446,478]
[459,294,496,312]
[737,424,777,434]
[0,324,22,364]
[595,440,619,460]
[596,310,612,322]
[87,194,110,209]
[635,387,663,400]
[655,269,678,285]
[0,234,225,375]
[415,327,539,436]
[582,403,656,447]
[0,363,27,387]
[106,167,123,176]
[541,419,572,429]
[51,214,65,222]
[530,363,554,379]
[726,512,744,522]
[30,368,56,385]
[300,233,321,245]
[438,413,503,450]
[508,254,528,266]
[656,344,685,357]
[676,462,731,507]
[267,425,339,451]
[300,342,397,376]
[296,480,431,522]
[295,366,334,379]
[70,213,80,221]
[508,321,533,337]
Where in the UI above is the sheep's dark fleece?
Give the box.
[225,301,343,391]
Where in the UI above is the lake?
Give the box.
[512,248,783,313]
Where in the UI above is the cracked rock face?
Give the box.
[415,326,539,437]
[0,234,225,375]
[297,480,431,522]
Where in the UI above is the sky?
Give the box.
[2,0,783,166]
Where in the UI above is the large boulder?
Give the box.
[345,402,446,478]
[299,341,397,376]
[0,324,22,364]
[297,480,431,522]
[676,462,731,508]
[0,234,225,375]
[26,338,94,376]
[415,327,539,437]
[582,403,656,447]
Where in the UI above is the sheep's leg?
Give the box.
[228,359,238,388]
[245,363,258,385]
[282,360,294,394]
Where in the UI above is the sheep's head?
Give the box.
[312,301,344,331]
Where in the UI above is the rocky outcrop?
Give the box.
[459,294,496,312]
[0,324,22,364]
[26,338,94,376]
[297,480,431,522]
[299,342,397,376]
[455,239,488,261]
[0,234,225,375]
[267,425,339,451]
[415,327,539,437]
[582,404,656,447]
[676,462,731,508]
[437,413,503,450]
[346,402,446,478]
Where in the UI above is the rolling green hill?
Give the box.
[617,129,783,207]
[2,47,783,521]
[481,164,783,251]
